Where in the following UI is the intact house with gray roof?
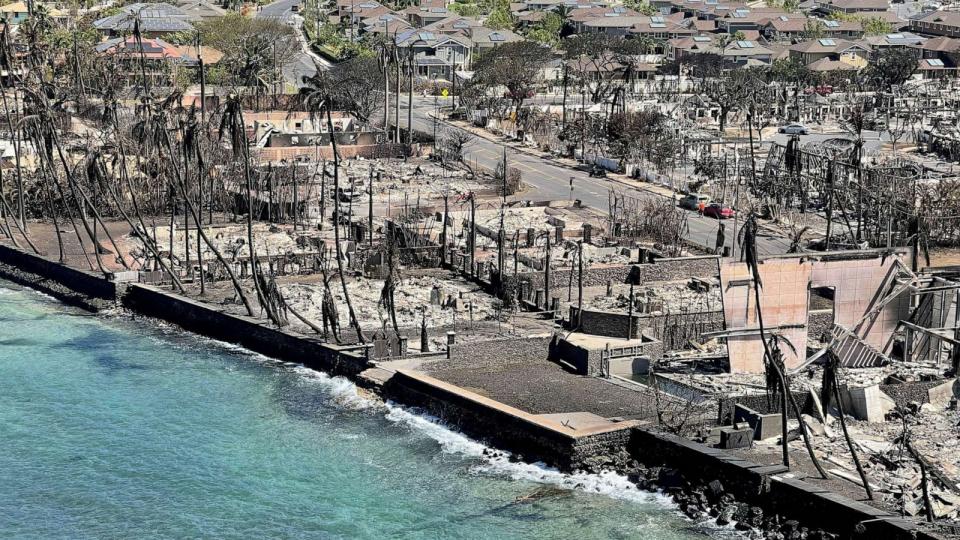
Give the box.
[93,3,197,37]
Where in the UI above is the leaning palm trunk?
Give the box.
[219,99,281,325]
[90,152,185,292]
[741,214,828,478]
[160,128,255,317]
[0,189,37,253]
[43,119,129,271]
[826,359,873,499]
[326,105,365,344]
[36,145,97,271]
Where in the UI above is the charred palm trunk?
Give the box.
[326,105,365,344]
[826,361,873,499]
[161,129,255,315]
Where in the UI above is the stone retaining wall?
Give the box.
[629,429,940,539]
[123,284,369,378]
[570,306,725,347]
[0,244,119,310]
[520,256,720,300]
[382,369,637,471]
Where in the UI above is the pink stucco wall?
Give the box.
[720,250,911,374]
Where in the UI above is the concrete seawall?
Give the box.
[123,284,369,379]
[383,369,637,471]
[0,244,119,310]
[630,429,939,540]
[0,242,945,539]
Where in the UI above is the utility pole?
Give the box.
[407,51,414,148]
[561,64,568,131]
[383,20,390,134]
[469,192,476,277]
[394,30,401,144]
[576,240,583,328]
[441,193,448,265]
[544,234,551,311]
[293,163,299,231]
[369,170,376,246]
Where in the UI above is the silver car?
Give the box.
[778,123,809,135]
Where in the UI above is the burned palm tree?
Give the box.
[739,213,828,478]
[219,93,285,327]
[301,68,366,344]
[379,232,401,336]
[134,91,256,316]
[822,354,874,499]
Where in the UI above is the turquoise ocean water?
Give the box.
[0,282,727,539]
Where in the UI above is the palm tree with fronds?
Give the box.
[739,212,828,477]
[553,4,575,38]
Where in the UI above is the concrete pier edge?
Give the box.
[0,243,942,540]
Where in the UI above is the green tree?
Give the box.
[526,11,563,45]
[470,41,553,113]
[485,2,515,30]
[802,19,824,39]
[862,16,892,36]
[869,47,919,90]
[449,2,481,16]
[623,0,657,15]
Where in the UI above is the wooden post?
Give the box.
[369,170,376,246]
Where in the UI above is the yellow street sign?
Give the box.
[441,88,449,97]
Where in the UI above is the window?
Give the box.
[927,58,945,66]
[819,38,836,46]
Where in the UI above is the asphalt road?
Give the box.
[271,0,792,255]
[256,0,330,86]
[401,95,792,255]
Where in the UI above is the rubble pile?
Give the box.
[282,274,498,332]
[588,279,722,315]
[128,222,317,262]
[801,406,960,522]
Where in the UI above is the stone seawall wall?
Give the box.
[0,244,119,310]
[382,370,635,471]
[629,429,939,540]
[123,284,368,378]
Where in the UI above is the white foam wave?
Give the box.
[292,366,380,411]
[381,401,674,507]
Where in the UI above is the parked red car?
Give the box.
[703,203,736,219]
